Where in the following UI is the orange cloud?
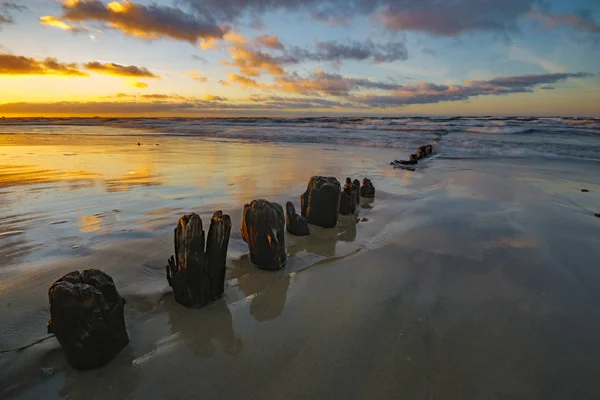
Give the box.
[0,53,88,76]
[254,34,284,49]
[222,45,285,77]
[187,72,208,83]
[84,61,159,78]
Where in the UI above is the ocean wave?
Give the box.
[1,116,599,162]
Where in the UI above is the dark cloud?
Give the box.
[353,72,595,107]
[274,70,402,96]
[0,1,27,27]
[486,72,594,87]
[222,35,408,78]
[55,0,227,43]
[0,53,88,76]
[84,61,159,78]
[182,0,540,35]
[288,39,408,63]
[191,55,208,63]
[526,9,600,33]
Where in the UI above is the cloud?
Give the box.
[187,72,208,83]
[129,81,148,88]
[254,34,284,50]
[0,53,88,76]
[227,73,264,88]
[526,9,600,33]
[0,1,27,27]
[56,0,227,43]
[222,43,286,76]
[40,15,86,32]
[274,70,402,96]
[248,94,357,108]
[485,72,593,88]
[288,39,408,63]
[191,55,208,63]
[84,61,159,78]
[203,94,228,101]
[353,72,595,107]
[222,34,408,79]
[181,0,539,36]
[0,71,594,115]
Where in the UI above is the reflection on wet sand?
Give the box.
[287,219,358,258]
[104,167,162,193]
[165,299,243,357]
[229,254,291,322]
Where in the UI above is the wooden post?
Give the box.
[360,177,376,198]
[241,199,287,271]
[339,177,357,215]
[166,211,232,307]
[47,269,129,370]
[300,176,341,228]
[353,179,361,204]
[286,201,310,236]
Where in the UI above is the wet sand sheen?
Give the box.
[1,132,600,399]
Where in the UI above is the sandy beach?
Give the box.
[1,120,600,399]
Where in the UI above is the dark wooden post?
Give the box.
[360,178,376,198]
[47,269,129,370]
[166,211,232,307]
[353,179,360,203]
[339,177,357,215]
[300,176,341,228]
[241,199,287,271]
[286,201,310,236]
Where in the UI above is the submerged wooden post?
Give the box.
[241,199,287,271]
[360,177,375,198]
[339,177,357,215]
[286,201,310,236]
[300,176,341,228]
[166,211,232,307]
[47,269,129,370]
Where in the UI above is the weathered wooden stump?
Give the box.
[47,269,129,370]
[286,201,310,236]
[166,211,232,307]
[301,176,341,228]
[353,179,361,203]
[418,146,427,159]
[410,154,418,164]
[241,199,287,271]
[360,177,376,198]
[339,177,357,215]
[426,144,433,155]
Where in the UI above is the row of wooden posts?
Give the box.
[46,175,376,370]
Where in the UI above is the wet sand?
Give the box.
[1,132,600,399]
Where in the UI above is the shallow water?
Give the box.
[1,120,600,399]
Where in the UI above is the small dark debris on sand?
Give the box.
[137,142,141,146]
[594,213,600,218]
[581,189,590,192]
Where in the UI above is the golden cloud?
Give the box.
[0,53,88,76]
[84,61,159,78]
[129,81,148,88]
[40,15,82,32]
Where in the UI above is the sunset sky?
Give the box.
[0,0,599,116]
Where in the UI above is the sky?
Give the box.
[0,0,599,117]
